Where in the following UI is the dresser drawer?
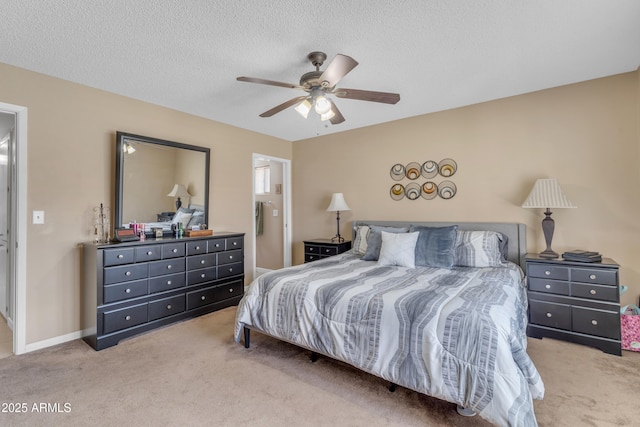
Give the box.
[528,277,569,296]
[187,253,217,270]
[103,248,135,266]
[226,237,243,251]
[571,282,618,302]
[103,279,148,304]
[162,242,185,259]
[208,238,226,253]
[148,273,186,294]
[218,262,243,279]
[572,267,617,286]
[186,281,242,310]
[528,264,569,281]
[218,249,242,265]
[187,267,217,286]
[148,295,185,321]
[572,306,620,340]
[529,300,571,331]
[135,245,161,262]
[104,263,148,285]
[186,241,208,255]
[103,303,148,334]
[149,258,185,277]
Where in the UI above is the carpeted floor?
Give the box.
[0,306,638,427]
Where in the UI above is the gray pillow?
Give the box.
[362,225,409,261]
[409,225,458,268]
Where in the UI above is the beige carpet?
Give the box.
[0,306,638,427]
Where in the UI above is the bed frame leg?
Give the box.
[310,352,319,362]
[388,383,397,392]
[243,327,250,349]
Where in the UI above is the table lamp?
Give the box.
[326,193,351,242]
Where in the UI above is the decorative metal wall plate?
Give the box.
[438,180,457,199]
[390,163,405,181]
[389,158,457,200]
[405,162,421,180]
[421,160,438,179]
[405,182,421,200]
[421,181,438,199]
[438,158,457,177]
[390,183,405,200]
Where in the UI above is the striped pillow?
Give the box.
[352,225,370,255]
[454,230,505,267]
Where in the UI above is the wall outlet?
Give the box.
[33,210,45,224]
[272,209,278,217]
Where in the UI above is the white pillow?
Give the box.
[171,210,193,228]
[377,231,419,268]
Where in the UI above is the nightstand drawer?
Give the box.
[571,282,618,302]
[528,277,569,296]
[305,244,320,254]
[572,306,620,340]
[319,246,338,256]
[529,300,571,330]
[572,268,617,286]
[528,264,569,280]
[305,253,321,263]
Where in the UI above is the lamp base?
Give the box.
[538,249,559,259]
[331,235,345,243]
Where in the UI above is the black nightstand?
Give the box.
[525,253,621,356]
[303,239,351,263]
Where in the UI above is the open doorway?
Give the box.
[252,154,291,279]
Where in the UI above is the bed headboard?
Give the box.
[352,220,527,268]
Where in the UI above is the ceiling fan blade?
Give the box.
[328,100,345,125]
[259,96,308,117]
[318,54,359,88]
[333,88,400,104]
[237,76,303,90]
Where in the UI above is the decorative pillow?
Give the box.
[454,230,505,267]
[352,225,370,255]
[362,226,409,261]
[409,225,458,268]
[171,209,193,228]
[187,211,205,229]
[378,231,419,268]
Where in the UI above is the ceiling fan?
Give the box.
[237,51,400,125]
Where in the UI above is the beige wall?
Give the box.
[292,70,640,306]
[0,62,291,346]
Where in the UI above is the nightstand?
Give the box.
[303,239,352,263]
[525,254,621,356]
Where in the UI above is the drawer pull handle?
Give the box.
[229,268,233,272]
[201,274,206,278]
[229,288,234,293]
[167,265,172,269]
[201,295,206,301]
[310,248,315,252]
[589,274,597,280]
[233,242,237,246]
[172,249,178,253]
[201,260,206,264]
[196,246,201,250]
[125,271,132,276]
[590,289,597,295]
[125,315,131,321]
[544,270,551,276]
[229,255,233,260]
[545,284,551,289]
[125,288,131,293]
[215,244,220,248]
[591,320,598,326]
[546,313,552,318]
[117,254,124,259]
[167,304,172,310]
[147,251,153,256]
[167,280,172,285]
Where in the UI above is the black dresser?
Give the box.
[303,239,352,263]
[82,232,244,350]
[525,254,621,356]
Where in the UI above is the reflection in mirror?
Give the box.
[115,132,210,234]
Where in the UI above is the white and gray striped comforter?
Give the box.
[235,253,545,426]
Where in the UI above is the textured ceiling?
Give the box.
[2,1,639,141]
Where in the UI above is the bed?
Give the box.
[234,221,544,426]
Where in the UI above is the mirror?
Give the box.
[114,132,210,233]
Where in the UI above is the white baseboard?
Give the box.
[25,330,84,353]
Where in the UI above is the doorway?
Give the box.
[252,154,291,279]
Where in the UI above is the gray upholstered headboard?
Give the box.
[351,220,527,268]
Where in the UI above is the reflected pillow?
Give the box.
[171,210,193,228]
[409,225,458,268]
[362,225,409,261]
[454,230,505,267]
[187,211,205,229]
[378,231,419,268]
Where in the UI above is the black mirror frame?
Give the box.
[114,131,210,231]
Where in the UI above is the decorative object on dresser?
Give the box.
[522,178,576,259]
[525,253,621,355]
[82,233,244,350]
[326,193,350,242]
[562,249,602,263]
[303,239,351,263]
[167,184,191,210]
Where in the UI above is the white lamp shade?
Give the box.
[167,184,191,199]
[522,179,576,209]
[294,98,312,119]
[326,193,351,212]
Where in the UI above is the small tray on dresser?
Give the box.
[184,229,214,237]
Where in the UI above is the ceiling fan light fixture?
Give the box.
[294,98,312,119]
[320,109,335,121]
[314,95,331,114]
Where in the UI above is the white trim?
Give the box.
[25,330,83,353]
[0,102,27,355]
[252,154,292,280]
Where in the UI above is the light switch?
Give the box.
[272,209,278,217]
[33,210,45,224]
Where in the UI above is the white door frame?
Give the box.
[0,102,27,355]
[252,153,291,279]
